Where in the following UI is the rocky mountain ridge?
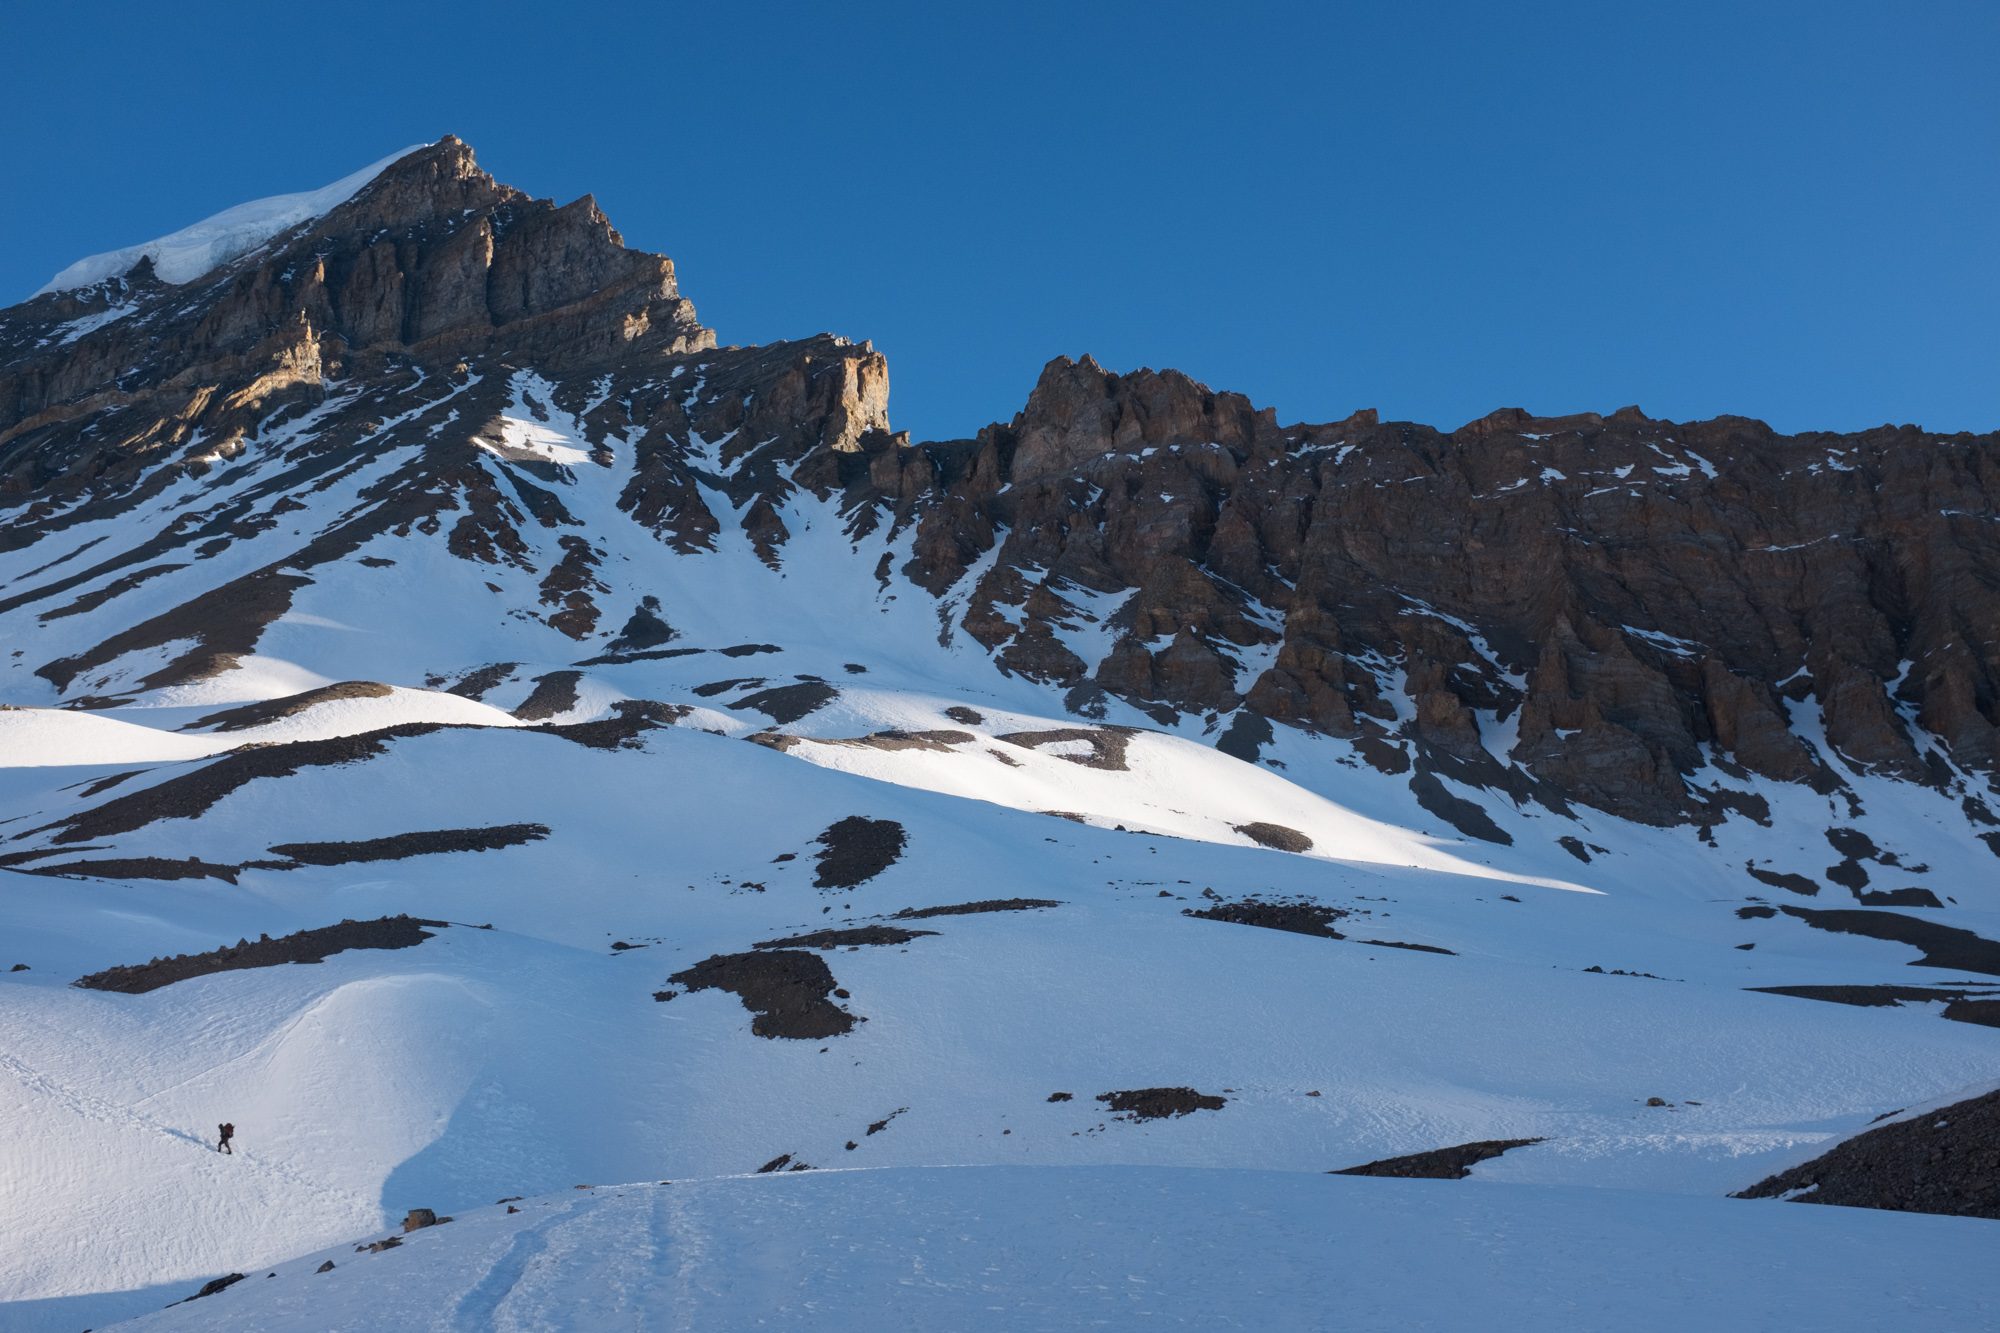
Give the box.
[3,135,1996,839]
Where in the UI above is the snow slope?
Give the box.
[32,146,425,295]
[104,1168,2000,1332]
[3,716,1997,1326]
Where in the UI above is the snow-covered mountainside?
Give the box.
[1,137,1995,1330]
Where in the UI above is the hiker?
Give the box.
[217,1122,235,1155]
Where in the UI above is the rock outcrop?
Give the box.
[3,135,1996,831]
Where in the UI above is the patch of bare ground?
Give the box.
[70,770,144,798]
[22,856,243,883]
[1761,905,2000,977]
[693,677,762,697]
[180,681,393,732]
[0,847,81,866]
[1750,985,2000,1029]
[718,643,782,657]
[1746,863,1821,896]
[814,816,907,888]
[38,561,188,623]
[1333,1138,1545,1179]
[510,671,582,721]
[1233,821,1314,853]
[266,823,549,866]
[996,727,1132,770]
[1857,887,1944,908]
[1184,898,1349,939]
[817,729,975,753]
[733,681,838,724]
[755,1154,814,1173]
[943,706,985,725]
[37,569,310,694]
[892,898,1062,920]
[1733,1086,2000,1219]
[574,646,704,666]
[74,915,446,994]
[533,699,686,750]
[753,925,936,949]
[1096,1088,1226,1120]
[36,723,454,844]
[1409,770,1512,845]
[443,662,518,699]
[665,950,856,1039]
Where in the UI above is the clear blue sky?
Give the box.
[3,2,1994,440]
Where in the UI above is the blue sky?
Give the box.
[3,2,1994,440]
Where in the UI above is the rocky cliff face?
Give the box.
[2,136,1995,837]
[860,360,2000,830]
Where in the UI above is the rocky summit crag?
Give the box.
[2,136,1997,841]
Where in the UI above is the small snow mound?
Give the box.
[33,145,428,297]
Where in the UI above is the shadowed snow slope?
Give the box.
[106,1168,2000,1332]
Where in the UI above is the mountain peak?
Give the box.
[1007,353,1269,482]
[32,142,434,298]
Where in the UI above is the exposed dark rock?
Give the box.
[1409,771,1512,845]
[445,664,518,700]
[182,680,394,732]
[813,816,906,889]
[1183,898,1346,939]
[511,671,583,721]
[1746,864,1820,897]
[1096,1087,1227,1120]
[995,727,1132,770]
[534,699,686,750]
[810,729,975,753]
[667,950,855,1039]
[732,681,837,724]
[892,898,1062,919]
[75,915,446,994]
[1359,938,1457,955]
[1734,1087,2000,1219]
[1751,984,2000,1029]
[1856,887,1943,908]
[266,823,548,865]
[1767,906,2000,977]
[39,723,453,844]
[21,856,243,883]
[753,925,936,949]
[1232,821,1314,853]
[607,597,675,652]
[1333,1138,1544,1179]
[178,1272,248,1303]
